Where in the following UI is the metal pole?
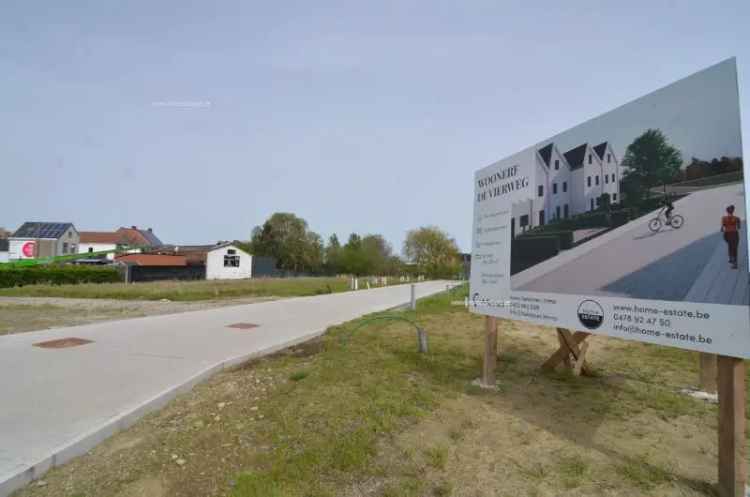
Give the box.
[410,284,416,310]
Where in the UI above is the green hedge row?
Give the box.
[519,230,574,250]
[0,266,122,288]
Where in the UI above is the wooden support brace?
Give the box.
[542,328,592,376]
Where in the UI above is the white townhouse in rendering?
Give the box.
[511,141,620,237]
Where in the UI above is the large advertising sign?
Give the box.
[470,58,749,358]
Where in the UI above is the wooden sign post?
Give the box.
[717,355,746,497]
[480,316,498,388]
[700,352,718,394]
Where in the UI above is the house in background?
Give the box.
[78,226,163,260]
[115,253,187,266]
[0,239,9,263]
[9,222,79,260]
[163,242,253,280]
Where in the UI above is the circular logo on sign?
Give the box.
[22,241,36,258]
[577,300,604,330]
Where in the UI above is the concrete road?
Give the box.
[515,183,748,304]
[0,281,451,496]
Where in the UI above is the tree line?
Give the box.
[241,212,461,278]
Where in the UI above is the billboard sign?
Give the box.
[470,58,749,358]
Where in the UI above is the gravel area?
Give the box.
[0,296,278,335]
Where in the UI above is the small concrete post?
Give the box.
[354,277,358,290]
[410,284,416,310]
[417,327,428,353]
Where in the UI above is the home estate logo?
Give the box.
[577,300,604,329]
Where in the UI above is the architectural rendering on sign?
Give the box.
[470,58,750,358]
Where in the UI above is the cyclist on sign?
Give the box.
[662,193,674,223]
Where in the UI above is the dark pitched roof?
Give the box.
[593,142,608,161]
[537,143,553,167]
[563,144,588,170]
[0,239,8,252]
[12,222,74,239]
[116,227,163,246]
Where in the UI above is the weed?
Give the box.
[424,446,448,470]
[289,371,309,382]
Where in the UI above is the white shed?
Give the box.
[206,243,253,280]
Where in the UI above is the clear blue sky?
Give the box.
[2,1,748,252]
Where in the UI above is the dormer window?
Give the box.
[607,153,611,163]
[588,154,592,164]
[554,159,559,170]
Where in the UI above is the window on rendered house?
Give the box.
[563,181,567,192]
[587,176,591,187]
[564,204,569,218]
[605,175,609,184]
[588,154,592,164]
[538,185,543,197]
[539,210,545,226]
[613,193,617,202]
[554,159,559,170]
[607,153,611,163]
[553,183,557,194]
[590,199,594,210]
[612,173,616,182]
[520,215,529,228]
[556,206,561,219]
[595,175,599,186]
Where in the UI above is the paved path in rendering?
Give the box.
[0,281,450,496]
[515,183,747,304]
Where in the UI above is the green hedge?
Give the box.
[519,230,574,250]
[511,235,560,275]
[0,265,122,288]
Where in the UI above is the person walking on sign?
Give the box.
[721,205,741,269]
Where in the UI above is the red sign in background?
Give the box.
[22,241,36,258]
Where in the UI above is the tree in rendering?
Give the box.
[620,129,682,202]
[403,226,461,278]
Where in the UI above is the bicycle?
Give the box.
[648,206,684,232]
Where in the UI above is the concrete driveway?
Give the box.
[514,183,748,304]
[0,281,451,496]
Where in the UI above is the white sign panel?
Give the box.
[470,58,750,358]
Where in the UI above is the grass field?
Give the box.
[14,285,743,497]
[0,277,377,301]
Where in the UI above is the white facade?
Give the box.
[78,242,117,260]
[0,251,8,263]
[510,141,620,236]
[206,244,253,280]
